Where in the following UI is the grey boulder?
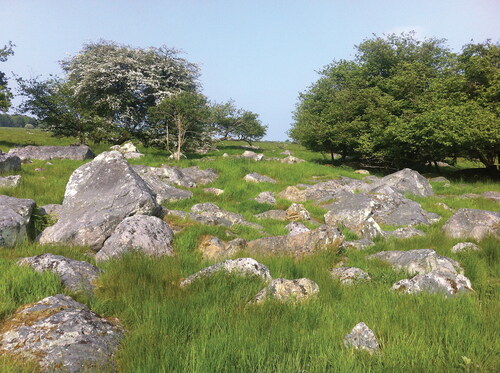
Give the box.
[8,145,94,160]
[190,202,262,229]
[285,222,310,236]
[0,153,21,173]
[0,175,21,188]
[133,165,193,203]
[255,191,276,205]
[244,172,277,183]
[451,242,481,253]
[252,278,319,303]
[442,208,500,240]
[330,267,371,285]
[0,195,36,247]
[370,168,434,197]
[344,322,380,354]
[392,270,474,296]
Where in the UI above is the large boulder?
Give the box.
[39,151,161,250]
[392,270,474,297]
[8,145,94,161]
[180,258,272,287]
[369,249,462,275]
[252,278,319,303]
[442,208,500,240]
[246,225,343,257]
[0,294,123,372]
[344,322,380,354]
[96,215,174,261]
[370,168,434,197]
[0,153,21,173]
[18,253,101,295]
[0,195,36,247]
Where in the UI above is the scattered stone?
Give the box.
[369,249,462,275]
[330,267,371,285]
[435,202,453,211]
[180,258,271,287]
[134,165,218,188]
[277,186,307,202]
[482,191,500,203]
[0,153,21,173]
[110,141,138,153]
[8,145,94,161]
[39,151,161,250]
[280,155,305,164]
[241,150,264,161]
[45,161,53,166]
[180,166,219,185]
[342,239,375,250]
[0,175,21,188]
[0,294,123,372]
[385,227,425,239]
[280,150,292,156]
[133,165,193,203]
[255,191,276,205]
[197,235,246,260]
[451,242,481,253]
[0,195,36,247]
[39,204,63,220]
[203,187,224,195]
[344,322,380,354]
[222,153,229,158]
[246,225,343,257]
[123,152,144,159]
[429,176,450,183]
[255,209,287,220]
[370,168,434,197]
[355,169,370,175]
[252,278,319,303]
[18,253,101,294]
[244,172,277,183]
[442,208,500,240]
[285,222,310,236]
[392,270,474,296]
[34,167,45,172]
[96,215,174,261]
[285,203,311,221]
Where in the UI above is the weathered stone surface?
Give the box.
[277,186,306,202]
[110,141,138,154]
[134,165,218,189]
[190,203,262,229]
[8,145,94,161]
[0,153,21,173]
[241,150,264,161]
[385,227,425,239]
[285,222,310,236]
[123,152,144,159]
[180,258,271,287]
[203,187,224,195]
[451,242,481,253]
[392,270,474,296]
[244,172,277,183]
[0,195,36,247]
[253,278,319,303]
[96,215,174,261]
[0,175,21,188]
[133,165,193,203]
[369,249,462,275]
[180,166,219,185]
[197,235,246,260]
[39,204,62,220]
[344,322,380,354]
[442,208,500,240]
[39,151,161,250]
[255,209,287,221]
[482,191,500,203]
[342,239,375,250]
[246,225,343,257]
[369,168,434,197]
[285,203,311,221]
[18,253,100,294]
[280,156,305,164]
[435,202,453,211]
[355,169,370,175]
[0,294,123,372]
[255,191,276,205]
[330,267,371,285]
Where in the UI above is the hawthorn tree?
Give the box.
[0,41,14,112]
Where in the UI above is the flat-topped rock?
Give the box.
[392,270,474,297]
[0,294,123,372]
[0,195,36,247]
[252,278,319,303]
[8,145,94,160]
[244,172,277,183]
[442,208,500,240]
[18,253,101,294]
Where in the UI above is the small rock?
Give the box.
[180,258,271,287]
[277,186,306,202]
[255,191,276,205]
[280,155,305,164]
[285,203,311,221]
[203,187,224,195]
[241,151,264,161]
[255,210,287,221]
[451,242,481,253]
[244,172,277,183]
[344,322,380,354]
[123,152,144,159]
[342,239,375,250]
[285,222,310,236]
[429,176,450,183]
[392,270,474,296]
[482,191,500,203]
[385,227,425,239]
[197,235,246,260]
[34,167,45,172]
[110,141,138,153]
[435,202,453,211]
[330,267,371,285]
[280,150,292,156]
[0,175,21,188]
[354,169,370,175]
[252,278,319,303]
[222,153,229,158]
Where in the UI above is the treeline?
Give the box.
[0,113,37,128]
[290,33,499,169]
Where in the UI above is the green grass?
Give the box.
[0,127,499,372]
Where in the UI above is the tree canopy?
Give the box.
[0,41,14,112]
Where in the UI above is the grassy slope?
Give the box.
[0,127,499,372]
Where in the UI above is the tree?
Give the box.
[0,41,14,112]
[146,92,210,160]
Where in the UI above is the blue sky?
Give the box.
[1,0,498,140]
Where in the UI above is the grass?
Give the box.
[0,127,499,372]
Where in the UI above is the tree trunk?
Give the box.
[330,150,335,164]
[175,115,183,161]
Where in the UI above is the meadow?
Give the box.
[0,127,499,372]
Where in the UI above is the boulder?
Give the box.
[285,203,311,221]
[190,203,262,229]
[285,222,310,236]
[0,294,123,372]
[246,225,343,257]
[330,267,371,285]
[344,322,380,354]
[255,191,276,205]
[180,258,271,287]
[96,215,174,261]
[203,187,224,195]
[277,186,306,202]
[442,208,500,240]
[280,156,305,164]
[392,270,474,296]
[0,195,36,247]
[0,175,21,188]
[39,151,161,250]
[8,145,94,161]
[241,150,264,161]
[197,236,246,260]
[0,153,21,173]
[255,209,287,221]
[369,249,462,275]
[18,253,100,294]
[385,227,425,239]
[133,165,193,203]
[451,242,481,253]
[342,239,375,250]
[244,172,277,183]
[369,168,434,197]
[110,141,138,153]
[180,166,219,185]
[252,278,319,303]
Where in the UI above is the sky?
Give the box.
[1,0,498,140]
